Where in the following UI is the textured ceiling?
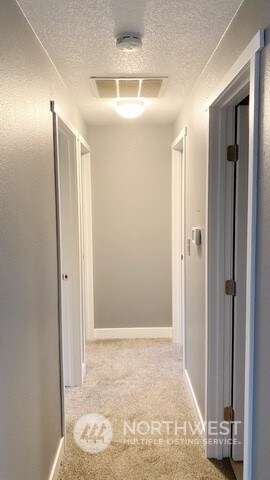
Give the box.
[18,0,242,125]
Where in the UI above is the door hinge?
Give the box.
[224,406,235,422]
[227,144,239,162]
[225,279,236,296]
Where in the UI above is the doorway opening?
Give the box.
[226,96,249,480]
[206,31,263,480]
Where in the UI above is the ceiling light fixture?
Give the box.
[115,99,145,119]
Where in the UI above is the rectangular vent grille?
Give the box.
[140,79,163,97]
[90,77,167,99]
[95,79,117,98]
[119,80,140,97]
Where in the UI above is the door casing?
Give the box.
[51,102,94,435]
[206,30,264,480]
[171,127,187,357]
[79,135,95,343]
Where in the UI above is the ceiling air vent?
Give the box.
[90,77,168,99]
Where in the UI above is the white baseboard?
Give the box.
[82,362,86,380]
[48,437,64,480]
[184,369,206,447]
[94,327,172,340]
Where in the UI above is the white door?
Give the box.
[58,119,84,387]
[232,104,249,460]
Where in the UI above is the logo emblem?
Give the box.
[74,413,113,453]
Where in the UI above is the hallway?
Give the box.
[2,1,270,479]
[59,340,232,479]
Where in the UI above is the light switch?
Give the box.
[192,227,201,246]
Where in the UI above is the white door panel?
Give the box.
[58,120,83,387]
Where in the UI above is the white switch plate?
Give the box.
[192,227,201,245]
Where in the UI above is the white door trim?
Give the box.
[206,30,264,479]
[79,145,95,341]
[76,138,86,380]
[206,30,264,109]
[51,108,66,437]
[51,102,78,137]
[51,101,94,434]
[171,127,187,353]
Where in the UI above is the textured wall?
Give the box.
[173,0,270,476]
[0,1,88,479]
[90,125,172,330]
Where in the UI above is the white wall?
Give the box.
[0,1,88,478]
[89,124,172,330]
[172,0,270,477]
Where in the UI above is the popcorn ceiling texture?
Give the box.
[59,340,234,479]
[17,0,242,125]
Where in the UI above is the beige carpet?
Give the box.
[59,339,233,480]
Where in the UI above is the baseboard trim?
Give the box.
[94,327,172,340]
[184,369,206,446]
[82,362,86,380]
[48,437,64,480]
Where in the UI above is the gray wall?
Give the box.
[90,125,172,329]
[172,0,270,477]
[0,1,88,479]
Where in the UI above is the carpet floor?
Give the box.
[59,339,233,480]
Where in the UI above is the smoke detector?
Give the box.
[116,32,142,52]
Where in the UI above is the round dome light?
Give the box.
[115,99,145,119]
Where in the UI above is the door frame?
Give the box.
[205,30,264,479]
[171,127,187,356]
[51,101,94,432]
[79,134,95,342]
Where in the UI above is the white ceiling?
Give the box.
[18,0,242,125]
